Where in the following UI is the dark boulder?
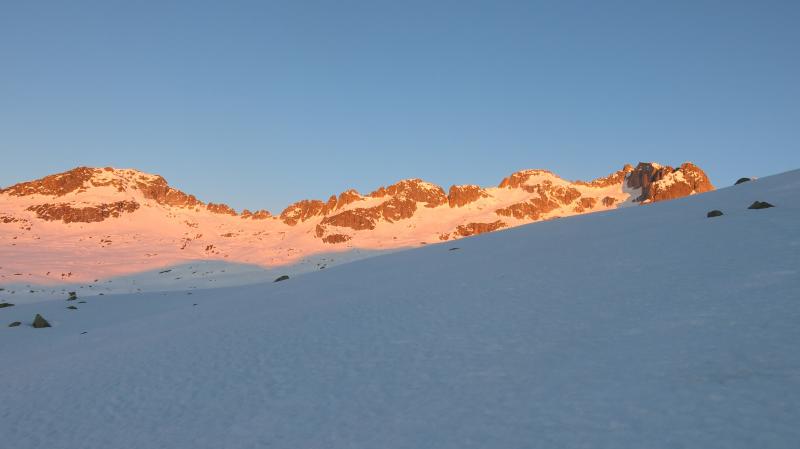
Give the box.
[0,303,14,308]
[735,177,752,185]
[8,321,21,327]
[67,305,78,310]
[32,314,51,328]
[748,201,774,210]
[274,275,290,282]
[707,210,724,218]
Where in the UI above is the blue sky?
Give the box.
[2,0,798,212]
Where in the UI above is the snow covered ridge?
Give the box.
[0,168,797,449]
[0,162,712,284]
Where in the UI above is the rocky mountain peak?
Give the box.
[1,166,117,197]
[279,199,327,226]
[1,166,184,201]
[0,166,244,222]
[368,179,447,208]
[626,162,714,203]
[498,169,561,190]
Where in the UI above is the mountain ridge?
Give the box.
[0,161,713,220]
[0,161,713,284]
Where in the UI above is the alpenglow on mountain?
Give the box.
[0,162,713,284]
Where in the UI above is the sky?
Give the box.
[1,0,799,213]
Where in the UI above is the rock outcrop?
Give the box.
[748,201,774,210]
[32,314,51,328]
[602,196,617,207]
[0,167,97,197]
[335,189,364,209]
[576,164,634,188]
[322,233,351,244]
[280,199,327,226]
[626,162,714,203]
[498,169,555,191]
[285,179,448,241]
[369,179,447,207]
[495,181,582,221]
[240,209,272,220]
[206,203,237,216]
[573,197,597,213]
[136,175,202,207]
[454,221,507,237]
[448,185,489,208]
[320,209,381,230]
[27,201,140,223]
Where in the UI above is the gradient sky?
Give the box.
[2,0,799,212]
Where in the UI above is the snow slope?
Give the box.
[0,250,390,304]
[1,170,798,448]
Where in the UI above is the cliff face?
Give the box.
[626,162,714,203]
[0,162,714,283]
[448,185,489,208]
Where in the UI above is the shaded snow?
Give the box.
[0,250,390,304]
[1,170,799,448]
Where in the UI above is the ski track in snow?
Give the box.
[1,170,799,448]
